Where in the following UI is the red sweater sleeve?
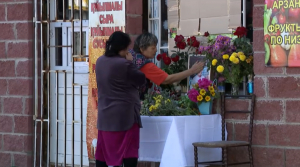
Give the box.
[140,63,168,86]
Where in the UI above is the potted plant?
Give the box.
[187,78,218,115]
[140,89,198,116]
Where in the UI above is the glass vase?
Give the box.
[231,83,239,96]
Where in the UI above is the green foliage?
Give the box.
[140,90,199,116]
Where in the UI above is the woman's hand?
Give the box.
[126,52,133,61]
[190,61,205,75]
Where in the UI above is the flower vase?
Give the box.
[217,82,225,93]
[231,83,239,95]
[198,101,213,115]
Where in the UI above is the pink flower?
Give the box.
[187,88,199,102]
[197,78,212,90]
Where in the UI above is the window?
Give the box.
[147,0,168,68]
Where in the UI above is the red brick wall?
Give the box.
[125,0,143,48]
[0,0,34,166]
[225,0,300,166]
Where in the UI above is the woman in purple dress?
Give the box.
[94,31,146,167]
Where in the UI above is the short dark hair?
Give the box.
[133,32,158,53]
[105,31,131,57]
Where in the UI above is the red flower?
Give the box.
[204,31,210,37]
[174,35,184,43]
[234,27,247,38]
[187,36,196,44]
[192,40,200,48]
[187,36,200,48]
[163,56,171,65]
[156,54,162,61]
[171,55,180,62]
[176,41,186,49]
[162,52,168,58]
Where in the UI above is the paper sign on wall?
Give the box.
[264,0,300,67]
[86,0,125,160]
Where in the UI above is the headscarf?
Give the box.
[128,49,152,100]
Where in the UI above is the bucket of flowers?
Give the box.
[187,78,218,115]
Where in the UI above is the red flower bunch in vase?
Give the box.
[156,34,200,86]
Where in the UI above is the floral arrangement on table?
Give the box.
[188,78,218,103]
[187,77,218,114]
[156,35,200,92]
[198,27,253,95]
[140,88,199,116]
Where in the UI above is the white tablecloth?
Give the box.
[139,114,226,167]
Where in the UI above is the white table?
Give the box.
[139,114,226,167]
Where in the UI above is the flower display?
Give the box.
[141,90,199,116]
[187,78,217,104]
[198,27,253,95]
[156,34,200,91]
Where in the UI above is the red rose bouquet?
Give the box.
[157,34,200,77]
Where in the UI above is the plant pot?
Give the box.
[197,101,213,115]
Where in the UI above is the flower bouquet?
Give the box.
[156,35,200,92]
[187,78,218,115]
[198,27,253,95]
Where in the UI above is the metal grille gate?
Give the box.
[33,0,87,166]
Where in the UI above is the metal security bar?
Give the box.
[33,0,88,166]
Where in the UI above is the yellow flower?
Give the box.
[197,95,203,101]
[208,86,214,92]
[200,89,206,96]
[249,55,253,60]
[229,55,236,62]
[154,103,159,108]
[165,99,171,104]
[149,105,154,111]
[233,58,239,64]
[216,65,224,73]
[246,58,251,63]
[157,95,163,99]
[239,54,246,61]
[205,96,211,102]
[193,83,199,89]
[211,92,216,97]
[212,59,218,66]
[231,52,238,57]
[222,54,229,59]
[155,99,161,104]
[237,52,244,56]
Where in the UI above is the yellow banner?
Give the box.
[86,35,107,159]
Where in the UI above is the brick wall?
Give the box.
[225,0,300,166]
[125,0,143,48]
[0,0,34,166]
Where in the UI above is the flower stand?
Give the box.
[198,101,213,115]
